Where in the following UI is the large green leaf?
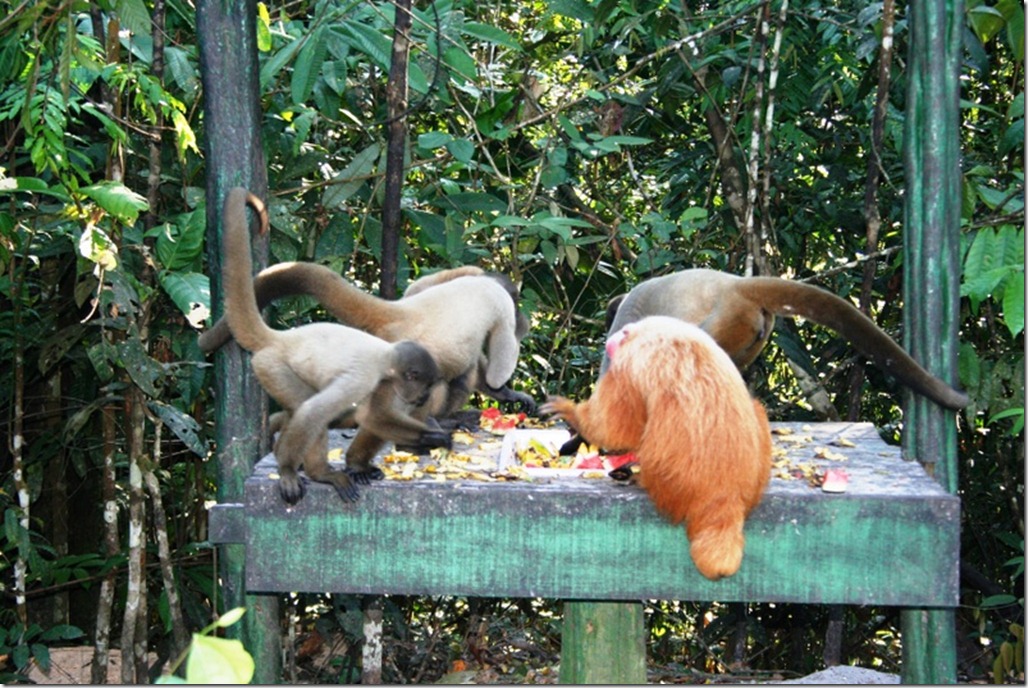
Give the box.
[292,27,327,105]
[159,271,210,321]
[184,635,254,684]
[1002,271,1024,336]
[462,22,522,52]
[337,21,391,70]
[155,210,205,271]
[80,181,149,225]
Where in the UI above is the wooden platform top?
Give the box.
[209,421,960,607]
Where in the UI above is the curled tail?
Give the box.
[738,278,969,410]
[221,187,273,353]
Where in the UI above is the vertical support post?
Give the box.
[197,0,281,682]
[561,601,646,684]
[900,0,963,683]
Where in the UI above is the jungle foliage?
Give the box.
[0,0,1023,683]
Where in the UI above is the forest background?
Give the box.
[0,0,1023,683]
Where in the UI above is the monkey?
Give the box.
[541,316,772,580]
[199,262,535,415]
[203,252,525,469]
[219,187,451,504]
[601,269,970,410]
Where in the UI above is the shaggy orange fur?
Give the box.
[542,316,772,580]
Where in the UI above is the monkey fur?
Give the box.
[542,316,772,580]
[603,269,969,410]
[220,187,451,504]
[199,263,533,415]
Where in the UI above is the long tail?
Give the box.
[738,278,969,409]
[221,187,273,353]
[200,261,391,353]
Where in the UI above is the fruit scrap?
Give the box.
[479,407,527,433]
[813,446,848,461]
[821,468,849,493]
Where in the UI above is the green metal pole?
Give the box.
[900,0,963,683]
[197,0,280,682]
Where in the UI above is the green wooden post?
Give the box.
[900,0,963,683]
[197,0,281,682]
[561,601,647,684]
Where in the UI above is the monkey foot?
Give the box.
[278,475,308,505]
[345,466,385,485]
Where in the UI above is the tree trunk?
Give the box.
[381,0,413,299]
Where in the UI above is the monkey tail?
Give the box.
[222,187,275,353]
[739,278,969,410]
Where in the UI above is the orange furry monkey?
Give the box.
[542,316,772,580]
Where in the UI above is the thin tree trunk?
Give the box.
[10,252,28,633]
[381,0,412,299]
[120,386,148,683]
[91,403,120,685]
[143,421,190,658]
[743,0,770,275]
[847,0,895,419]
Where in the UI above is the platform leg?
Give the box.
[560,600,646,684]
[900,608,956,684]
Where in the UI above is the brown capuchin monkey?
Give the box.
[220,187,451,504]
[542,316,772,580]
[199,262,534,416]
[602,269,969,410]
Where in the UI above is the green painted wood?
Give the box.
[900,0,963,682]
[561,601,646,684]
[196,0,279,681]
[208,422,959,608]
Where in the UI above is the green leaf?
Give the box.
[968,5,1006,44]
[115,0,152,37]
[158,271,210,322]
[185,635,254,684]
[148,400,206,457]
[338,21,391,70]
[215,607,247,628]
[418,131,453,149]
[1002,271,1024,336]
[430,192,506,215]
[323,143,380,208]
[80,181,149,225]
[292,27,327,105]
[445,138,474,163]
[443,45,477,83]
[155,210,206,271]
[256,3,272,52]
[462,22,522,52]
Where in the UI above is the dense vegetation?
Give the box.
[0,0,1023,683]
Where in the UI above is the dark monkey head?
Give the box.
[391,340,443,406]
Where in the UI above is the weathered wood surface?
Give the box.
[209,422,959,607]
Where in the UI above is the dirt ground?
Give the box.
[25,647,900,685]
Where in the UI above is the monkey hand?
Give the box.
[346,465,385,485]
[416,428,453,452]
[539,396,575,421]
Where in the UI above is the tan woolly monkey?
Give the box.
[602,269,968,409]
[219,187,451,504]
[542,316,772,580]
[199,264,533,415]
